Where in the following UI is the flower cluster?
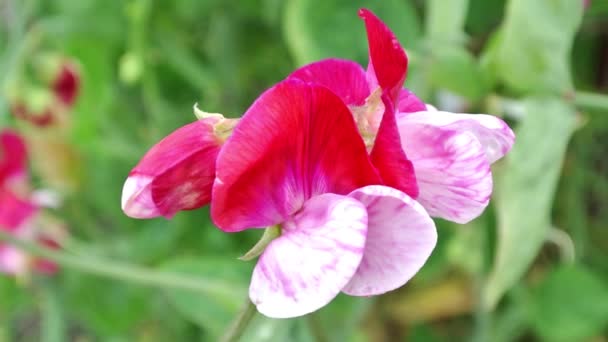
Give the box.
[0,130,62,276]
[122,9,514,318]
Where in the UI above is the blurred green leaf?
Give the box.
[41,286,65,342]
[426,0,469,44]
[529,265,608,341]
[484,0,583,94]
[483,97,578,309]
[284,0,421,65]
[428,45,488,101]
[160,257,250,339]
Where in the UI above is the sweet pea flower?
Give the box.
[288,9,514,224]
[0,130,60,275]
[121,110,237,218]
[211,79,436,318]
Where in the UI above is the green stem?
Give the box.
[573,91,608,111]
[0,230,241,296]
[219,299,257,342]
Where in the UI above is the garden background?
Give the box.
[1,0,607,341]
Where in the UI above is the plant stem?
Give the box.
[574,91,608,111]
[0,230,241,296]
[220,299,257,342]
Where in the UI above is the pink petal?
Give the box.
[0,245,27,275]
[211,80,380,232]
[360,8,408,101]
[0,129,28,186]
[122,120,222,218]
[0,189,37,231]
[400,111,515,164]
[370,94,418,198]
[397,88,426,113]
[342,185,436,296]
[250,193,367,318]
[398,117,493,223]
[288,58,370,106]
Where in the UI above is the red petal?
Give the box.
[53,62,80,107]
[0,189,37,231]
[212,80,381,232]
[359,8,408,101]
[288,58,370,106]
[123,120,221,218]
[0,129,28,186]
[370,94,418,198]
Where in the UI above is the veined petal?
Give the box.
[370,94,418,197]
[342,185,436,296]
[400,111,515,164]
[288,58,370,106]
[0,129,28,186]
[212,80,380,232]
[0,189,37,231]
[250,193,367,318]
[122,119,222,219]
[398,118,493,223]
[360,8,408,101]
[397,88,426,113]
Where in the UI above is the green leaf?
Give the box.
[41,286,65,342]
[428,45,488,101]
[159,257,250,339]
[284,0,421,66]
[483,97,578,309]
[529,265,608,341]
[426,0,469,44]
[485,0,583,94]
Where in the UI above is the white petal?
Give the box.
[250,194,367,318]
[121,175,160,219]
[342,185,437,296]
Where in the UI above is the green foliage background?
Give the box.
[1,0,607,341]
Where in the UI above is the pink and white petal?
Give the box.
[398,120,493,223]
[400,111,515,164]
[212,80,380,232]
[397,88,426,113]
[359,9,408,101]
[342,185,436,296]
[0,245,28,275]
[370,94,418,197]
[288,58,370,106]
[122,120,222,218]
[0,129,28,186]
[250,193,368,318]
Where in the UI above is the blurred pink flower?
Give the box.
[0,130,61,276]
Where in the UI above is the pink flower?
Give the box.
[0,130,60,275]
[288,9,514,224]
[211,80,437,318]
[121,113,237,218]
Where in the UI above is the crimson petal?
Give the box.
[288,58,370,106]
[122,120,222,218]
[211,80,380,232]
[370,94,418,198]
[0,129,27,186]
[359,8,408,101]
